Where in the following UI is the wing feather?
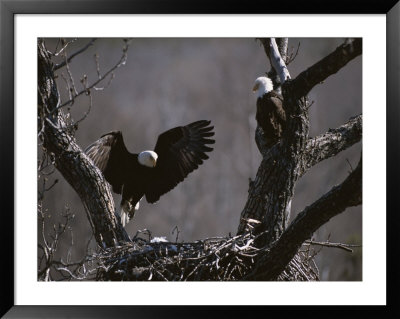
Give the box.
[145,120,215,203]
[84,131,129,194]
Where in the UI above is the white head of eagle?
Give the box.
[138,150,158,168]
[253,76,274,98]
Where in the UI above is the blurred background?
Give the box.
[39,38,362,281]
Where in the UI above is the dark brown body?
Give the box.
[256,91,286,147]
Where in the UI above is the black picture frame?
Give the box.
[1,0,398,317]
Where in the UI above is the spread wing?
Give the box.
[85,131,130,194]
[145,120,215,203]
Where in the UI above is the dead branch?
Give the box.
[304,240,361,253]
[300,114,362,177]
[54,38,97,71]
[50,38,77,57]
[244,156,362,280]
[258,38,290,93]
[268,38,291,83]
[50,39,130,113]
[290,38,362,99]
[285,42,301,65]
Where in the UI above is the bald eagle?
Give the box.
[85,120,215,226]
[252,76,286,148]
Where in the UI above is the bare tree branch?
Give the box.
[268,38,291,83]
[300,114,362,177]
[50,38,77,57]
[304,240,361,253]
[38,39,130,248]
[258,38,290,93]
[285,41,301,66]
[289,38,362,99]
[50,39,130,114]
[245,156,362,280]
[54,38,97,71]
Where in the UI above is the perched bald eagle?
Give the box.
[85,120,215,226]
[252,76,286,148]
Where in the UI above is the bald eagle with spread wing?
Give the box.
[252,76,286,148]
[85,120,215,226]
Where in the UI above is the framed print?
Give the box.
[1,0,399,317]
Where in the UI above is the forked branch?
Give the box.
[300,114,362,176]
[245,156,362,280]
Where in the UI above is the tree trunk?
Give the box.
[237,39,309,248]
[237,38,362,252]
[37,39,130,248]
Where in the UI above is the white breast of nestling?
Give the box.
[253,76,274,98]
[138,150,158,168]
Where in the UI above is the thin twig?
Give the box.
[286,42,301,65]
[49,39,131,115]
[54,38,97,70]
[50,38,77,57]
[304,240,361,253]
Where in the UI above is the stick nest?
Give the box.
[93,231,319,281]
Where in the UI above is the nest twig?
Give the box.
[93,231,319,281]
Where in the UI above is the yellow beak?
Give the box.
[252,83,259,92]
